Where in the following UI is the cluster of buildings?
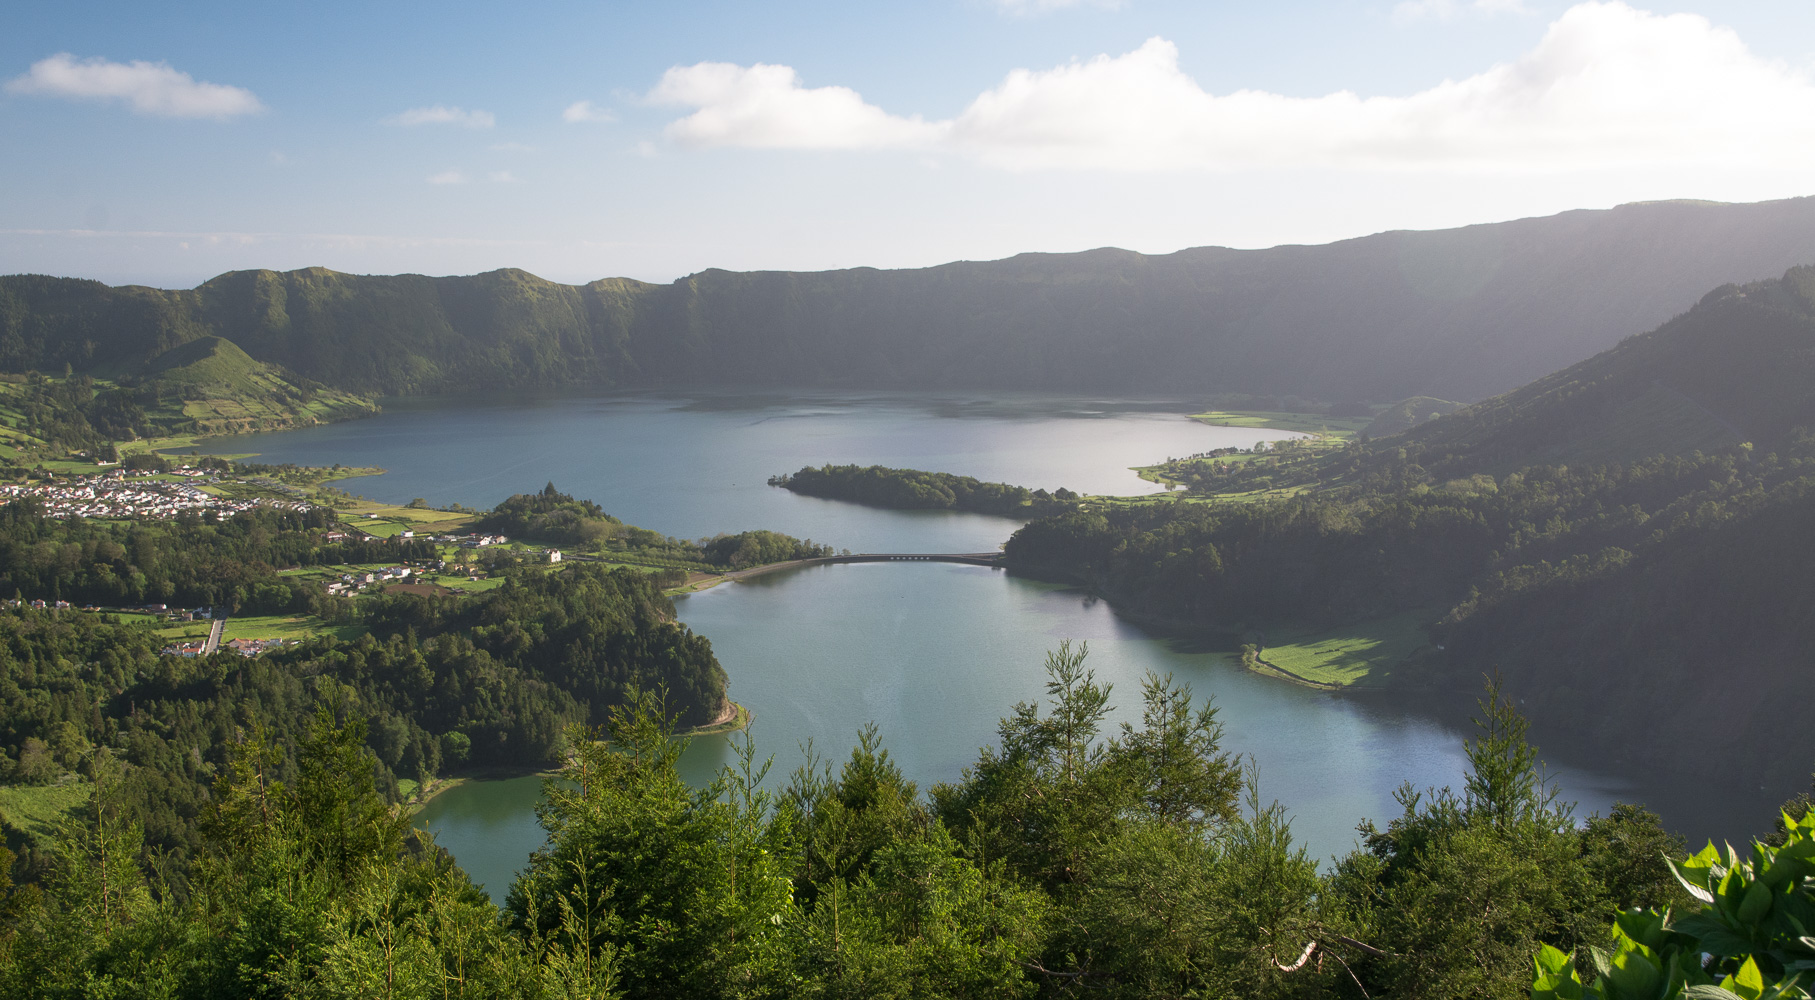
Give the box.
[160,636,296,658]
[223,637,294,657]
[0,468,314,520]
[6,598,76,611]
[325,565,414,594]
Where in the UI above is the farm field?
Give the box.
[222,614,364,643]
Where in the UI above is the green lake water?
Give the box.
[205,390,1706,902]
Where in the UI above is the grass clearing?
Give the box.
[1254,608,1437,687]
[223,615,363,643]
[119,433,222,456]
[0,781,90,845]
[423,573,508,593]
[155,620,214,642]
[327,497,473,537]
[1189,409,1373,441]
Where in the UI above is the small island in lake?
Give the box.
[770,463,1080,518]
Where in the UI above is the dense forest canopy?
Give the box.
[6,198,1815,402]
[0,556,728,874]
[1003,267,1815,791]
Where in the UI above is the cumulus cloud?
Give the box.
[562,100,615,123]
[647,2,1815,173]
[426,170,468,185]
[649,61,944,150]
[4,53,264,119]
[390,105,495,128]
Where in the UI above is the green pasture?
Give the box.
[1188,409,1373,441]
[152,618,214,642]
[1253,608,1436,687]
[421,572,507,593]
[223,615,363,643]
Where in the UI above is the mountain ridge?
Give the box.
[6,195,1815,402]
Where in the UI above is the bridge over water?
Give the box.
[718,551,1003,582]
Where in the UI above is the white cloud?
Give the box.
[562,100,616,123]
[427,170,468,185]
[490,170,517,183]
[4,53,264,119]
[390,105,495,128]
[647,2,1815,173]
[648,61,945,150]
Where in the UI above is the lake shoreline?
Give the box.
[409,765,556,812]
[408,701,751,811]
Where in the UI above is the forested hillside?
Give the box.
[0,556,727,870]
[1005,267,1815,789]
[6,197,1815,401]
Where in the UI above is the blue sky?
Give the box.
[4,0,1814,287]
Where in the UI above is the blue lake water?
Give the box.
[204,390,1663,900]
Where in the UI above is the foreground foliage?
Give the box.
[1533,807,1815,1000]
[0,646,1714,999]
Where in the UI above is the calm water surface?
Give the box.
[204,390,1675,901]
[202,389,1283,552]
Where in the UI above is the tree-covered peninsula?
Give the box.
[0,474,854,888]
[771,463,1079,518]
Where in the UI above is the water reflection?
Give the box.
[420,563,1637,902]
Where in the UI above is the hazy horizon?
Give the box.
[6,1,1815,287]
[13,192,1813,291]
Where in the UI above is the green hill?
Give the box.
[1364,396,1462,437]
[137,336,378,436]
[144,334,269,385]
[6,196,1815,401]
[1388,266,1815,476]
[1003,266,1815,792]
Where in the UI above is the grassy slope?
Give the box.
[1364,397,1462,437]
[1131,409,1368,497]
[1189,410,1373,441]
[143,336,378,436]
[1254,609,1437,687]
[0,782,90,846]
